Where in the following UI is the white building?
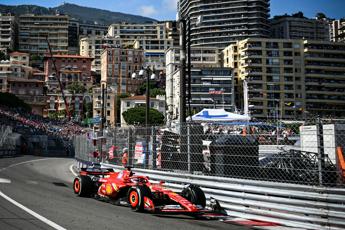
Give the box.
[0,13,17,50]
[9,51,30,66]
[120,95,166,126]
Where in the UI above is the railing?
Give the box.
[74,119,345,228]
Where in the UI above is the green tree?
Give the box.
[292,11,305,18]
[137,82,156,95]
[122,106,164,125]
[67,83,86,94]
[150,88,165,97]
[83,101,93,119]
[316,12,327,19]
[0,51,9,61]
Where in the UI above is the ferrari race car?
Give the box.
[73,165,226,217]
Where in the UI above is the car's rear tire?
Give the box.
[128,186,152,212]
[181,184,206,208]
[73,176,94,197]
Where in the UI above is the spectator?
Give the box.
[156,147,161,169]
[121,148,129,167]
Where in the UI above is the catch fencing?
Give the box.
[74,118,345,229]
[74,118,345,187]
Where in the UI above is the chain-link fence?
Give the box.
[74,118,345,187]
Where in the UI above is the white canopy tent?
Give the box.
[188,109,250,122]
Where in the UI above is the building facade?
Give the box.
[0,13,17,51]
[44,54,93,93]
[107,22,174,68]
[0,60,46,115]
[224,38,345,119]
[79,36,123,74]
[45,92,86,120]
[330,19,345,42]
[18,14,69,56]
[303,40,345,116]
[178,0,270,49]
[166,47,232,122]
[10,51,30,66]
[79,23,108,38]
[270,16,330,41]
[92,86,117,126]
[101,47,144,94]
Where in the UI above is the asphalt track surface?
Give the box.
[0,156,252,230]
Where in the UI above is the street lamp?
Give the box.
[131,67,156,168]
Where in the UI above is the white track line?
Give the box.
[0,191,66,230]
[69,164,78,177]
[0,158,67,229]
[0,178,11,183]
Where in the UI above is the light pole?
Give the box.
[132,67,156,168]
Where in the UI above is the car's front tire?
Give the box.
[128,185,152,212]
[181,184,206,208]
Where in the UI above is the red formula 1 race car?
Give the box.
[73,165,226,217]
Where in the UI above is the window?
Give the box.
[127,102,130,107]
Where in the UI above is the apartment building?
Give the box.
[0,60,46,115]
[80,36,124,73]
[0,13,17,50]
[45,92,86,119]
[109,23,173,53]
[68,18,80,54]
[18,14,69,56]
[270,15,330,41]
[303,40,345,116]
[165,47,232,121]
[224,38,345,119]
[178,0,270,49]
[79,23,108,37]
[101,47,144,95]
[92,86,117,126]
[330,19,345,42]
[44,54,93,93]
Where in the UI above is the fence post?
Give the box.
[128,127,133,167]
[187,124,191,173]
[317,117,325,186]
[152,126,157,169]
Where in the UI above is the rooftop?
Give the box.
[10,52,29,56]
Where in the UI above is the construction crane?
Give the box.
[45,36,71,120]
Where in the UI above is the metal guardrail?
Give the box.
[74,159,345,230]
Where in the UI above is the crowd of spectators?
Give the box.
[203,123,297,144]
[0,106,86,154]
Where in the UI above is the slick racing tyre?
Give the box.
[181,184,206,208]
[73,176,94,197]
[128,185,152,212]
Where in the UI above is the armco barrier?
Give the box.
[75,159,345,230]
[104,165,345,230]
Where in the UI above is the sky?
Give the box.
[1,0,344,21]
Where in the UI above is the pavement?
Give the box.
[0,155,253,230]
